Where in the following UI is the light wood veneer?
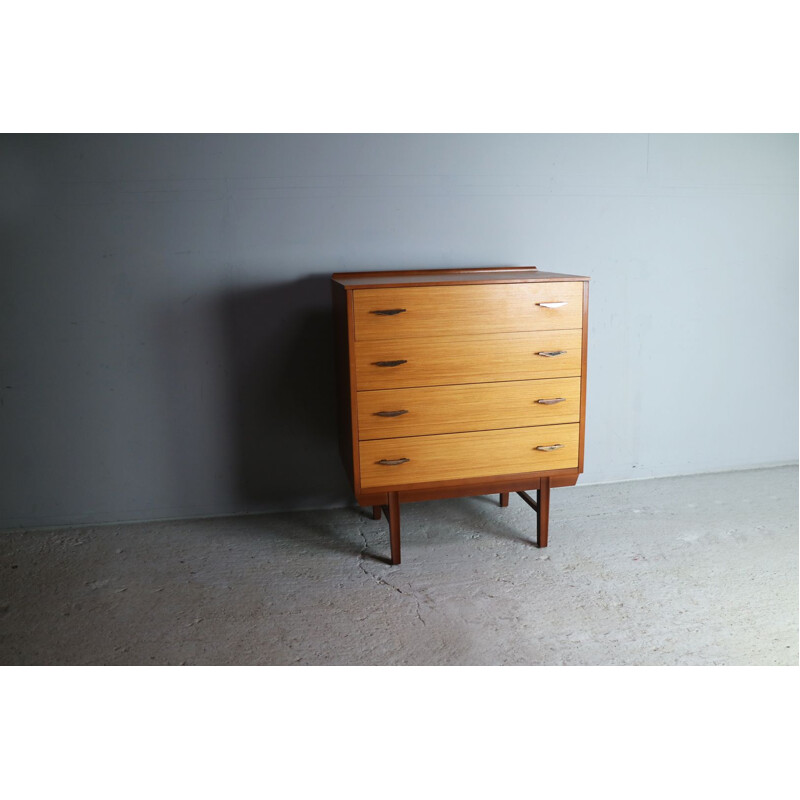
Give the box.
[355,329,582,390]
[360,423,580,488]
[357,377,581,439]
[354,281,584,340]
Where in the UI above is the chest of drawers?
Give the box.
[332,267,589,564]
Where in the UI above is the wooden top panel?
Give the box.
[332,266,590,289]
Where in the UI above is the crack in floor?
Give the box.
[356,528,426,625]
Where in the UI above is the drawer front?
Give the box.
[355,329,582,390]
[353,281,584,341]
[357,377,581,440]
[359,423,579,488]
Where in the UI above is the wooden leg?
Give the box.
[499,492,509,507]
[372,505,381,520]
[387,492,401,565]
[537,477,550,548]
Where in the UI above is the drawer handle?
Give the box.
[537,398,566,405]
[537,350,567,358]
[537,302,567,308]
[370,308,407,316]
[377,458,410,466]
[374,359,407,368]
[375,409,409,417]
[536,444,564,452]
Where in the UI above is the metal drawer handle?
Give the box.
[374,360,407,367]
[377,458,410,466]
[535,444,564,452]
[370,308,406,316]
[537,398,566,405]
[537,302,567,308]
[537,350,567,358]
[375,410,409,417]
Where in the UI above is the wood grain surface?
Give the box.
[353,281,584,341]
[357,377,581,439]
[359,423,579,488]
[355,329,583,390]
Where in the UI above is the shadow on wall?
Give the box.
[220,274,354,511]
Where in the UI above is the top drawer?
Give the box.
[353,281,584,341]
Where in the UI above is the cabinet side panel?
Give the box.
[347,289,362,491]
[331,281,354,487]
[578,281,589,474]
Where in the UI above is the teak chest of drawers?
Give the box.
[332,266,590,565]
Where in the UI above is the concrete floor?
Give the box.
[1,466,797,665]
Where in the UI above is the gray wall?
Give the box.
[1,134,797,529]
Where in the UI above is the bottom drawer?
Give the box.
[359,423,579,489]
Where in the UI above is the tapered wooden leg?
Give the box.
[372,505,381,520]
[388,492,401,565]
[536,477,550,548]
[499,492,509,507]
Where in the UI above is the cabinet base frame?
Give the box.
[366,473,561,565]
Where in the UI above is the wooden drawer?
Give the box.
[357,377,581,440]
[359,423,580,488]
[353,281,584,341]
[355,329,582,390]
